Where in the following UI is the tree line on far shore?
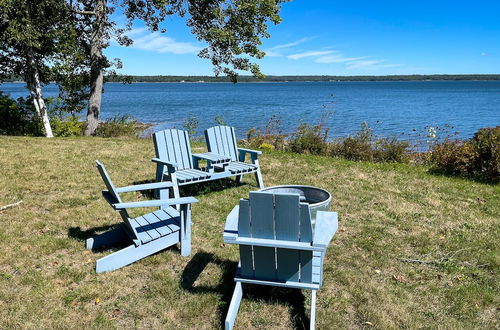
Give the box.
[100,74,500,83]
[5,74,500,84]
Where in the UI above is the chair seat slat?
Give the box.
[134,215,161,241]
[143,212,172,237]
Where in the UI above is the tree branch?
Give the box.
[72,10,96,16]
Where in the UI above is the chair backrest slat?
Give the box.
[249,192,274,239]
[95,161,122,204]
[237,199,251,237]
[153,129,193,170]
[205,125,239,161]
[299,204,313,242]
[95,161,138,240]
[275,194,300,241]
[277,248,300,282]
[237,191,314,284]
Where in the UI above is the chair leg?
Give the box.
[225,282,243,330]
[155,165,165,199]
[95,233,179,273]
[255,168,264,189]
[179,204,192,257]
[171,176,181,211]
[86,224,128,250]
[310,290,317,330]
[173,184,180,199]
[158,184,170,205]
[236,175,243,184]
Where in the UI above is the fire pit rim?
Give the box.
[259,184,332,207]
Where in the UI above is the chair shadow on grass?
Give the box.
[68,224,132,252]
[68,224,115,242]
[181,251,309,330]
[68,224,180,256]
[132,177,247,199]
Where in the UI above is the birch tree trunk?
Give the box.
[84,0,106,136]
[27,49,54,138]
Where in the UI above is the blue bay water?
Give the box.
[2,81,499,140]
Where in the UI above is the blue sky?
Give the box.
[106,0,500,76]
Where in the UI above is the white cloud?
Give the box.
[346,60,383,69]
[264,49,284,57]
[264,37,316,57]
[271,37,316,50]
[126,27,148,37]
[315,55,367,63]
[287,50,336,60]
[126,28,201,54]
[480,52,489,56]
[283,45,403,71]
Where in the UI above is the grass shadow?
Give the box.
[180,177,244,196]
[427,168,498,185]
[181,251,309,329]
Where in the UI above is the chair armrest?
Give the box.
[193,152,231,164]
[312,211,338,249]
[116,181,175,193]
[152,158,178,169]
[113,197,198,210]
[223,205,239,241]
[225,236,324,251]
[238,148,262,156]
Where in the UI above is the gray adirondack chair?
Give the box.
[223,191,338,330]
[204,125,264,188]
[86,161,198,273]
[153,129,233,199]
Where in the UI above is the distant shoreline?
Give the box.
[4,74,500,84]
[109,74,500,83]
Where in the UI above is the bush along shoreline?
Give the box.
[1,92,498,183]
[241,116,499,184]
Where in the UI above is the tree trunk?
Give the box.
[27,48,54,138]
[84,0,106,136]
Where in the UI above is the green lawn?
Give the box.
[0,136,498,329]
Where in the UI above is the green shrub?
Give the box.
[244,115,286,150]
[329,122,373,161]
[330,136,372,161]
[51,116,84,137]
[95,115,141,138]
[258,143,275,151]
[0,92,43,136]
[214,115,226,125]
[244,133,286,151]
[329,123,410,163]
[183,113,199,137]
[429,126,499,183]
[430,140,478,177]
[471,126,500,182]
[374,138,410,163]
[288,123,328,155]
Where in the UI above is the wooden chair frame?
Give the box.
[223,191,338,329]
[87,161,198,273]
[153,128,264,201]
